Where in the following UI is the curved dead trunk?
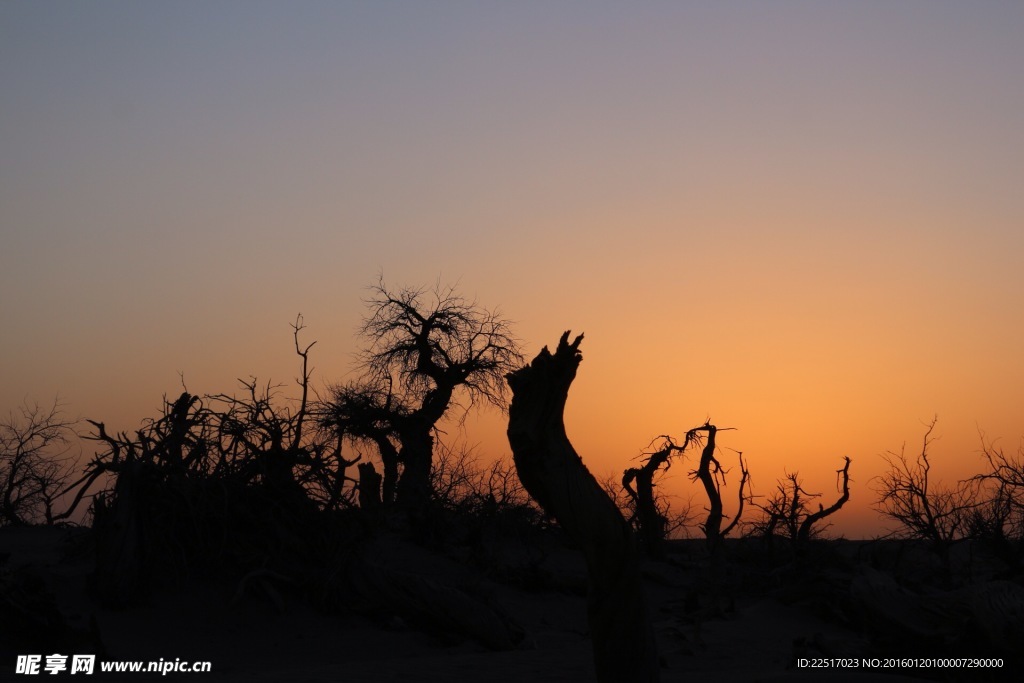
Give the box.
[506,332,659,683]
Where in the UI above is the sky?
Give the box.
[3,2,1023,537]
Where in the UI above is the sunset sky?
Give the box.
[3,2,1023,537]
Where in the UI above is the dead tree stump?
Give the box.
[357,462,383,511]
[92,461,145,607]
[506,332,659,683]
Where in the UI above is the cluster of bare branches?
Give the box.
[77,317,364,604]
[84,317,349,507]
[430,441,535,518]
[609,466,696,541]
[965,433,1024,572]
[871,417,1024,580]
[616,421,749,555]
[748,457,852,546]
[0,399,84,526]
[4,275,526,534]
[873,419,978,554]
[615,422,854,554]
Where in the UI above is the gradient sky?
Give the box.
[3,2,1023,537]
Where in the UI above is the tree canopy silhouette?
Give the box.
[327,278,522,509]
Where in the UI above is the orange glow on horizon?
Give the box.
[3,3,1023,538]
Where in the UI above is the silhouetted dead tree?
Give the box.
[506,332,658,683]
[686,422,748,550]
[206,316,338,504]
[799,456,852,543]
[328,378,404,505]
[968,433,1024,570]
[0,399,82,526]
[327,278,522,510]
[623,436,683,558]
[977,434,1024,493]
[751,457,852,546]
[874,418,976,561]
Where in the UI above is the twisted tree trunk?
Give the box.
[506,332,659,683]
[624,440,679,559]
[694,424,724,549]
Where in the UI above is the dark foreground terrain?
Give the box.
[2,525,1021,682]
